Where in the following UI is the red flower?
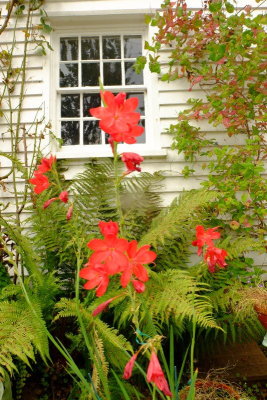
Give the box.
[43,197,57,209]
[80,263,110,297]
[204,246,228,273]
[29,173,50,194]
[88,237,129,274]
[36,155,56,174]
[123,353,138,379]
[121,152,144,174]
[110,124,144,144]
[92,296,117,316]
[146,352,172,397]
[120,241,156,289]
[90,91,141,136]
[132,280,145,293]
[59,191,69,203]
[66,205,73,220]
[98,221,119,238]
[192,225,220,255]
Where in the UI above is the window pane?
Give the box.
[125,62,143,85]
[136,120,146,144]
[127,93,145,115]
[124,36,142,58]
[103,62,122,85]
[83,93,101,117]
[84,121,102,144]
[60,63,78,87]
[103,36,121,59]
[82,63,100,86]
[81,37,99,60]
[60,38,78,61]
[61,121,80,145]
[61,94,80,118]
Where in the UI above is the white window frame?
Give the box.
[48,22,164,159]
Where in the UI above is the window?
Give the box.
[50,25,162,158]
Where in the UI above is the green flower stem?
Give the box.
[74,240,92,354]
[113,141,125,235]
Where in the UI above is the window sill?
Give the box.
[55,147,167,160]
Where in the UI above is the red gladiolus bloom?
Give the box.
[59,191,69,203]
[66,205,73,220]
[98,221,119,238]
[121,152,144,174]
[123,353,138,380]
[36,155,56,174]
[110,124,144,144]
[132,279,145,293]
[192,225,220,255]
[204,246,228,273]
[92,296,117,316]
[29,173,50,194]
[43,197,57,209]
[90,91,141,136]
[120,241,156,288]
[147,352,172,397]
[80,263,110,297]
[88,237,129,274]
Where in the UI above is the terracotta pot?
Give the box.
[179,379,240,400]
[254,305,267,329]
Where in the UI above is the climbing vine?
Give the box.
[136,0,267,237]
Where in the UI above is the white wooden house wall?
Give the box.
[0,0,266,267]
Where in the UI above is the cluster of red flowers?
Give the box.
[29,155,56,194]
[79,221,157,297]
[123,350,172,397]
[90,91,144,144]
[90,91,144,175]
[29,156,73,220]
[192,225,228,273]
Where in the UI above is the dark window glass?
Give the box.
[103,62,122,85]
[103,36,121,59]
[61,94,80,118]
[124,36,142,58]
[81,37,99,60]
[83,93,101,117]
[61,121,80,145]
[60,38,78,61]
[127,93,145,115]
[125,62,143,85]
[136,119,146,143]
[82,63,100,86]
[84,121,101,144]
[60,63,78,87]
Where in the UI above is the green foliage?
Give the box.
[142,0,267,237]
[0,288,49,376]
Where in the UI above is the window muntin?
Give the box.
[58,34,145,146]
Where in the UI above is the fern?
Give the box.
[54,297,132,369]
[140,190,218,248]
[0,296,49,376]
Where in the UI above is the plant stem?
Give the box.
[113,142,125,235]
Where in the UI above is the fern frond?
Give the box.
[94,319,132,368]
[144,270,218,330]
[140,190,218,248]
[0,298,49,376]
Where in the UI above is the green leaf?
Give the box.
[161,73,170,82]
[225,2,235,13]
[134,56,147,74]
[144,15,151,24]
[209,2,222,12]
[208,44,226,62]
